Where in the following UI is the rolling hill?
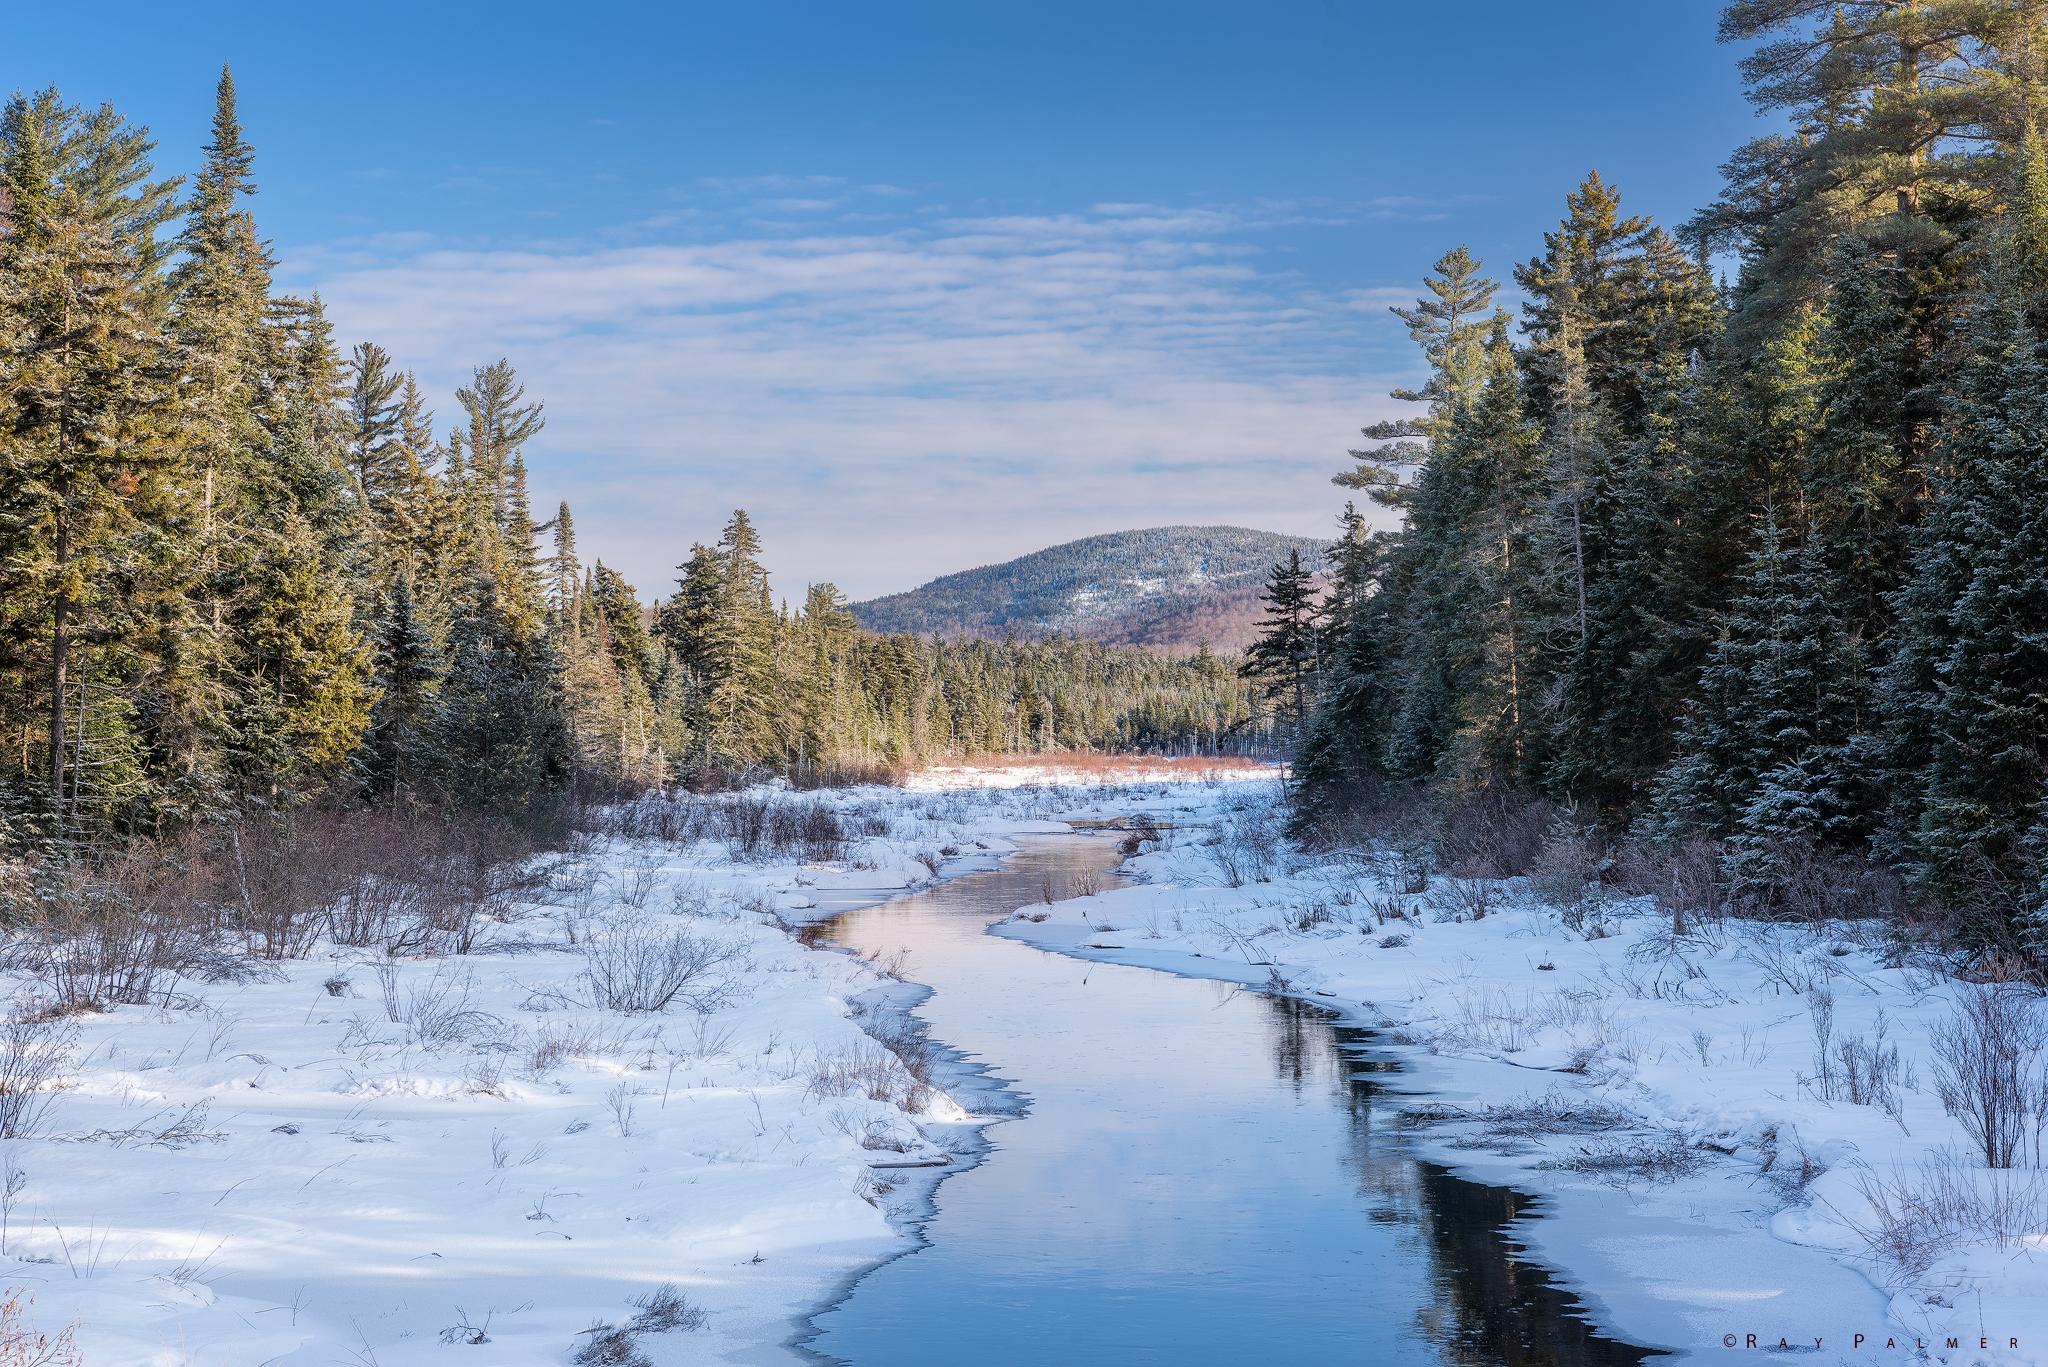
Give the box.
[850,526,1330,652]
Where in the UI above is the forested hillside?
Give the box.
[0,73,1258,852]
[851,526,1328,650]
[1285,2,2048,948]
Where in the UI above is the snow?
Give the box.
[6,768,2042,1364]
[0,781,1198,1365]
[999,778,2048,1364]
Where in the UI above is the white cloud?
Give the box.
[294,200,1418,600]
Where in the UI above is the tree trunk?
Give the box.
[49,485,70,805]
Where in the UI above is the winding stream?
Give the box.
[802,833,1662,1366]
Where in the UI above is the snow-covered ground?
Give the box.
[0,773,1250,1366]
[6,765,2039,1364]
[1003,778,2048,1365]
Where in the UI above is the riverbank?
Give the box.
[1001,779,2046,1365]
[0,773,1249,1366]
[10,765,2019,1365]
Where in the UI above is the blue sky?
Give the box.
[14,1,1753,600]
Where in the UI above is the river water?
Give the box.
[802,833,1661,1366]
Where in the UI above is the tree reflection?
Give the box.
[1253,992,1664,1367]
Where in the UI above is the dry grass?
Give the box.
[1843,1147,2048,1281]
[1536,1131,1707,1185]
[0,1292,81,1367]
[922,752,1276,782]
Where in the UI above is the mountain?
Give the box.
[850,526,1331,652]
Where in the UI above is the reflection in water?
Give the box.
[806,835,1660,1367]
[1256,994,1657,1367]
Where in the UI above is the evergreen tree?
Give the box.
[364,570,441,800]
[1649,509,1863,902]
[1876,235,2048,917]
[344,341,405,529]
[1241,551,1320,736]
[0,90,175,827]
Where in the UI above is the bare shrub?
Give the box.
[805,1028,935,1112]
[1929,985,2048,1169]
[310,806,547,956]
[605,1083,638,1138]
[1735,923,1840,995]
[578,917,751,1013]
[829,1106,913,1152]
[698,795,845,863]
[1428,877,1499,923]
[842,806,891,839]
[786,760,909,790]
[589,794,701,845]
[1529,805,1605,911]
[804,1042,904,1104]
[0,1019,75,1140]
[1207,801,1280,887]
[0,1291,82,1367]
[1441,988,1538,1054]
[1436,785,1553,878]
[1725,837,1910,923]
[1806,986,1837,1098]
[5,842,223,1010]
[219,812,350,960]
[1804,994,1910,1122]
[1611,836,1725,934]
[374,963,500,1047]
[607,864,656,912]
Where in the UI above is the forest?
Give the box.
[1280,1,2048,950]
[0,72,1259,860]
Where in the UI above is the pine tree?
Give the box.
[1875,233,2048,916]
[546,501,580,619]
[1699,1,2034,331]
[1241,551,1320,737]
[455,358,544,538]
[1336,246,1498,502]
[426,570,570,816]
[0,89,177,827]
[701,511,778,765]
[1289,535,1395,832]
[1650,510,1863,901]
[343,341,405,527]
[364,570,441,800]
[588,561,652,686]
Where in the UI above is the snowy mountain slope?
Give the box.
[849,526,1329,651]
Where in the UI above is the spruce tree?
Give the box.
[1241,550,1320,737]
[364,570,441,800]
[1876,234,2048,916]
